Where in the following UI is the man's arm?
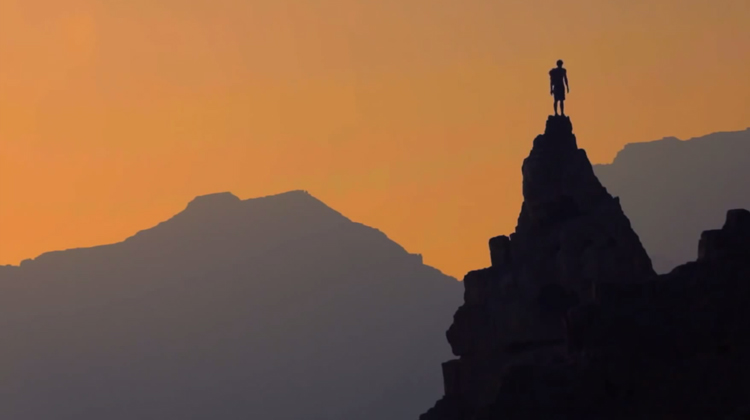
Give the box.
[564,73,569,92]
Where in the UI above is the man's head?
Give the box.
[556,59,564,67]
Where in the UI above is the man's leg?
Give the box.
[560,100,565,116]
[554,100,559,116]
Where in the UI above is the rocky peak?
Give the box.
[520,115,607,215]
[425,115,655,417]
[512,115,654,290]
[185,191,241,209]
[423,116,750,420]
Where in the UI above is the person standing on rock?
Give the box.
[550,60,570,116]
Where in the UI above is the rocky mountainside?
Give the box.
[593,128,750,273]
[0,190,460,420]
[421,116,750,419]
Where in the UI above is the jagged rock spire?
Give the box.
[423,115,655,418]
[423,116,750,420]
[512,115,654,294]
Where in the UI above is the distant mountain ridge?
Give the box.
[0,189,460,420]
[594,127,750,272]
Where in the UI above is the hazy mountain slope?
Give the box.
[594,128,750,272]
[0,190,460,420]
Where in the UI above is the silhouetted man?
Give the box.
[549,60,569,116]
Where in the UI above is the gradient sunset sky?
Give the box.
[1,0,748,278]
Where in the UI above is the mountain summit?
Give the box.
[0,190,460,420]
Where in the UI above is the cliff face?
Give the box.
[421,116,750,419]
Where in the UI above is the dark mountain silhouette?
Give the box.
[421,116,750,420]
[0,190,460,420]
[593,128,750,273]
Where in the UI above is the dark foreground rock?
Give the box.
[421,116,750,420]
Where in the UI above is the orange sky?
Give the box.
[1,0,748,278]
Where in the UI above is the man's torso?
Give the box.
[550,67,566,87]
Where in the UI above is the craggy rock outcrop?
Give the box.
[421,116,750,419]
[430,116,654,415]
